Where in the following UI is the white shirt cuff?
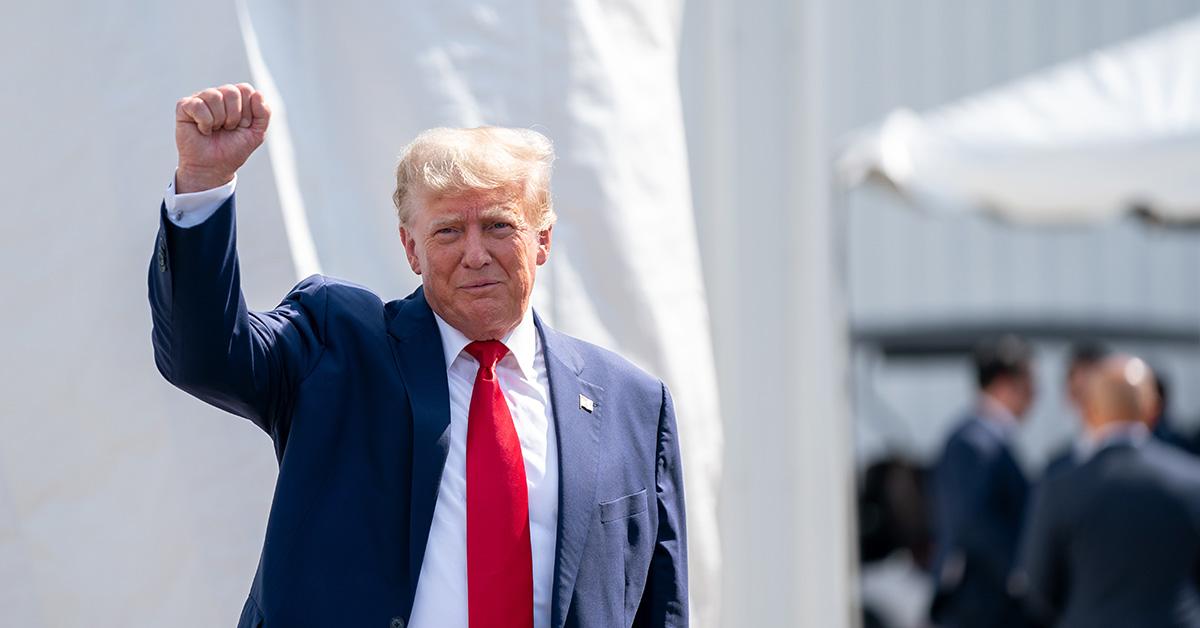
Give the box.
[164,172,237,228]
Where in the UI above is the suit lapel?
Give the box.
[537,315,603,628]
[386,288,452,604]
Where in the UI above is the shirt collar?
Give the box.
[432,308,539,380]
[1081,421,1149,459]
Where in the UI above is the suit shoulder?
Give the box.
[554,332,664,399]
[287,274,382,306]
[283,275,387,331]
[938,417,1011,472]
[1143,441,1200,486]
[945,417,996,453]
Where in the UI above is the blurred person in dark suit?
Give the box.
[1149,369,1200,457]
[929,335,1037,628]
[1042,341,1109,479]
[1016,355,1200,628]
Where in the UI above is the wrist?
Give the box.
[175,165,235,194]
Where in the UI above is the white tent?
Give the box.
[0,1,722,626]
[837,14,1200,224]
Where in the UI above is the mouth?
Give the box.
[459,280,501,292]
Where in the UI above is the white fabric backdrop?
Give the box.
[0,1,722,626]
[838,14,1200,224]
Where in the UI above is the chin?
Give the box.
[455,303,517,336]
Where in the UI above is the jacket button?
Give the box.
[389,618,405,628]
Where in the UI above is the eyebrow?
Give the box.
[428,205,526,231]
[479,206,524,224]
[428,216,462,231]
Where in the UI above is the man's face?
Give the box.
[1010,367,1037,419]
[400,186,552,341]
[1067,362,1096,411]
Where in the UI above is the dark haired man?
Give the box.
[929,335,1036,628]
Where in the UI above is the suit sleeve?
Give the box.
[148,194,326,450]
[633,382,689,628]
[1015,481,1066,623]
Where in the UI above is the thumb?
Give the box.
[249,91,272,133]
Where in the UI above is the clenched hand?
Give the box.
[175,83,271,193]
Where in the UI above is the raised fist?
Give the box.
[175,83,271,193]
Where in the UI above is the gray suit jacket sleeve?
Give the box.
[633,382,689,627]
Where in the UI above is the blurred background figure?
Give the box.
[1065,343,1112,413]
[1149,367,1200,457]
[1046,351,1200,482]
[859,458,933,570]
[858,457,934,628]
[929,335,1036,628]
[1017,355,1200,628]
[1043,341,1110,478]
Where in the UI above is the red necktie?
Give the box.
[464,340,534,628]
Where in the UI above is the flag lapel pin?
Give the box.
[579,394,594,413]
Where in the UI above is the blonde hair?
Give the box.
[392,126,556,229]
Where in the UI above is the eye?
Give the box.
[435,227,459,235]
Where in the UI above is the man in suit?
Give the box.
[1047,350,1198,480]
[929,336,1036,628]
[1016,355,1200,627]
[150,83,687,627]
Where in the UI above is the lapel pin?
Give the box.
[579,394,594,413]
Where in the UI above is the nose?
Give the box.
[461,227,492,269]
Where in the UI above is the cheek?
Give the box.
[512,237,541,270]
[508,246,538,286]
[424,244,459,279]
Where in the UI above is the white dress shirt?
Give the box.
[162,175,560,628]
[162,173,238,227]
[412,311,559,628]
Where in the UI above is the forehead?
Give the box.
[417,187,523,222]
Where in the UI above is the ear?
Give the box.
[400,224,422,275]
[535,225,553,266]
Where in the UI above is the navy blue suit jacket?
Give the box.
[930,415,1032,628]
[1019,438,1200,628]
[147,197,688,628]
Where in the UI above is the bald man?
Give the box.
[1016,356,1200,627]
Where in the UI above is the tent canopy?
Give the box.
[837,14,1200,224]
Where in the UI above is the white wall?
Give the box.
[0,4,288,625]
[681,1,857,626]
